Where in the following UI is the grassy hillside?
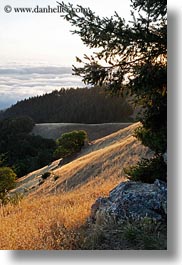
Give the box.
[0,123,155,250]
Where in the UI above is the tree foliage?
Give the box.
[0,116,34,135]
[0,87,133,124]
[0,117,56,178]
[58,0,167,182]
[0,167,16,194]
[54,130,88,159]
[124,156,167,183]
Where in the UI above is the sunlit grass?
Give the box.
[0,175,123,250]
[0,123,153,250]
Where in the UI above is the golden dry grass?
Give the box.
[30,123,150,196]
[0,123,152,250]
[0,175,122,250]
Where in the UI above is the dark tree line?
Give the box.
[0,87,133,123]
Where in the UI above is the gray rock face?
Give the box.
[90,179,167,222]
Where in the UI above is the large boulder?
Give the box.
[91,179,167,222]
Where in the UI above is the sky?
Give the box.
[0,0,131,109]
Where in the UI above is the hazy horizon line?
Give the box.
[0,64,84,110]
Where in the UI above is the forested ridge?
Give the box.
[0,87,133,123]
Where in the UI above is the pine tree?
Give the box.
[58,0,167,182]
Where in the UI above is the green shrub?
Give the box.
[124,155,167,183]
[1,192,24,206]
[54,146,71,158]
[135,126,167,154]
[81,217,167,250]
[41,171,51,180]
[54,130,88,159]
[0,167,16,194]
[0,167,17,204]
[54,176,59,181]
[121,217,167,250]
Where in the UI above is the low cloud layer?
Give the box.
[0,65,84,110]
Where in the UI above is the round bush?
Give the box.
[54,130,88,159]
[0,167,16,194]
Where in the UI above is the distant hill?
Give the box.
[0,87,133,123]
[32,122,132,141]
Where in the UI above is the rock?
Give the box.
[90,197,108,220]
[90,179,167,223]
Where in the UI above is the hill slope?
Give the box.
[0,123,154,250]
[11,122,151,197]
